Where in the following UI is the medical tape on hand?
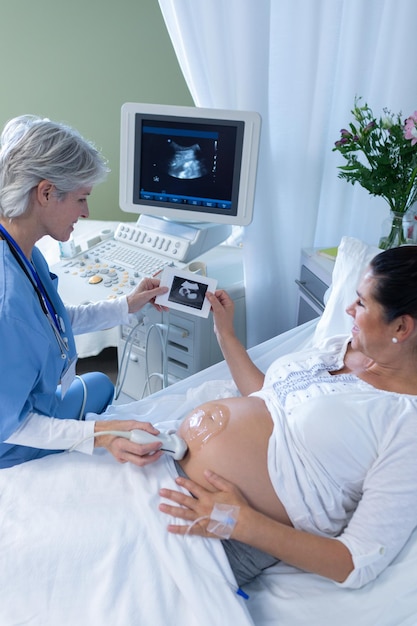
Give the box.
[207,503,240,539]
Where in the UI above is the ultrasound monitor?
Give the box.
[119,102,261,227]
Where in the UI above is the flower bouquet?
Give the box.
[333,97,417,248]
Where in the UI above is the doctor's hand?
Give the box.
[126,277,168,314]
[159,470,250,539]
[93,419,164,466]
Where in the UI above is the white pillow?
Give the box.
[313,237,381,344]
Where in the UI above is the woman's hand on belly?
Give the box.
[159,470,249,538]
[175,397,291,522]
[160,470,355,584]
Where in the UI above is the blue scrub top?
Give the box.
[0,242,77,464]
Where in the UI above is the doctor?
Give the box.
[0,114,168,468]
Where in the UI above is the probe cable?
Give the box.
[114,318,143,400]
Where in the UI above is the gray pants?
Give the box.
[174,461,279,587]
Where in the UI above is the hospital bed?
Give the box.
[1,237,416,626]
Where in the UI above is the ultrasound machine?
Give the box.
[53,102,261,400]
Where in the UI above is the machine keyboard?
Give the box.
[52,239,183,305]
[98,240,171,275]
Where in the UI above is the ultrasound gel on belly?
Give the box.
[182,403,230,447]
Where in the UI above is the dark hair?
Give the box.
[370,246,417,322]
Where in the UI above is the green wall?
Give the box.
[0,0,192,220]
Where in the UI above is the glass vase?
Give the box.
[379,212,407,250]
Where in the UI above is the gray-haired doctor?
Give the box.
[0,114,168,468]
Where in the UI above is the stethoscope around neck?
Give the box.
[0,224,70,360]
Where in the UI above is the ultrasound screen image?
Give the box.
[167,141,208,180]
[168,277,207,311]
[133,115,243,216]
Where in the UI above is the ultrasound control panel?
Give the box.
[51,215,233,305]
[114,222,188,260]
[51,238,185,306]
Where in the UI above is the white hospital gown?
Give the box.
[251,334,417,588]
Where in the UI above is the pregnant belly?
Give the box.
[177,396,292,524]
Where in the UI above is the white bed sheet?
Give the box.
[1,317,416,625]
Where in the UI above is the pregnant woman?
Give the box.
[159,246,417,590]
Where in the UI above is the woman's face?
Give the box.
[346,270,392,355]
[42,185,91,242]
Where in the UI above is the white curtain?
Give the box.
[158,0,417,347]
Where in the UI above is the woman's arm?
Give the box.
[159,470,354,584]
[207,290,265,395]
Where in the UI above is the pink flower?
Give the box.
[404,112,417,145]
